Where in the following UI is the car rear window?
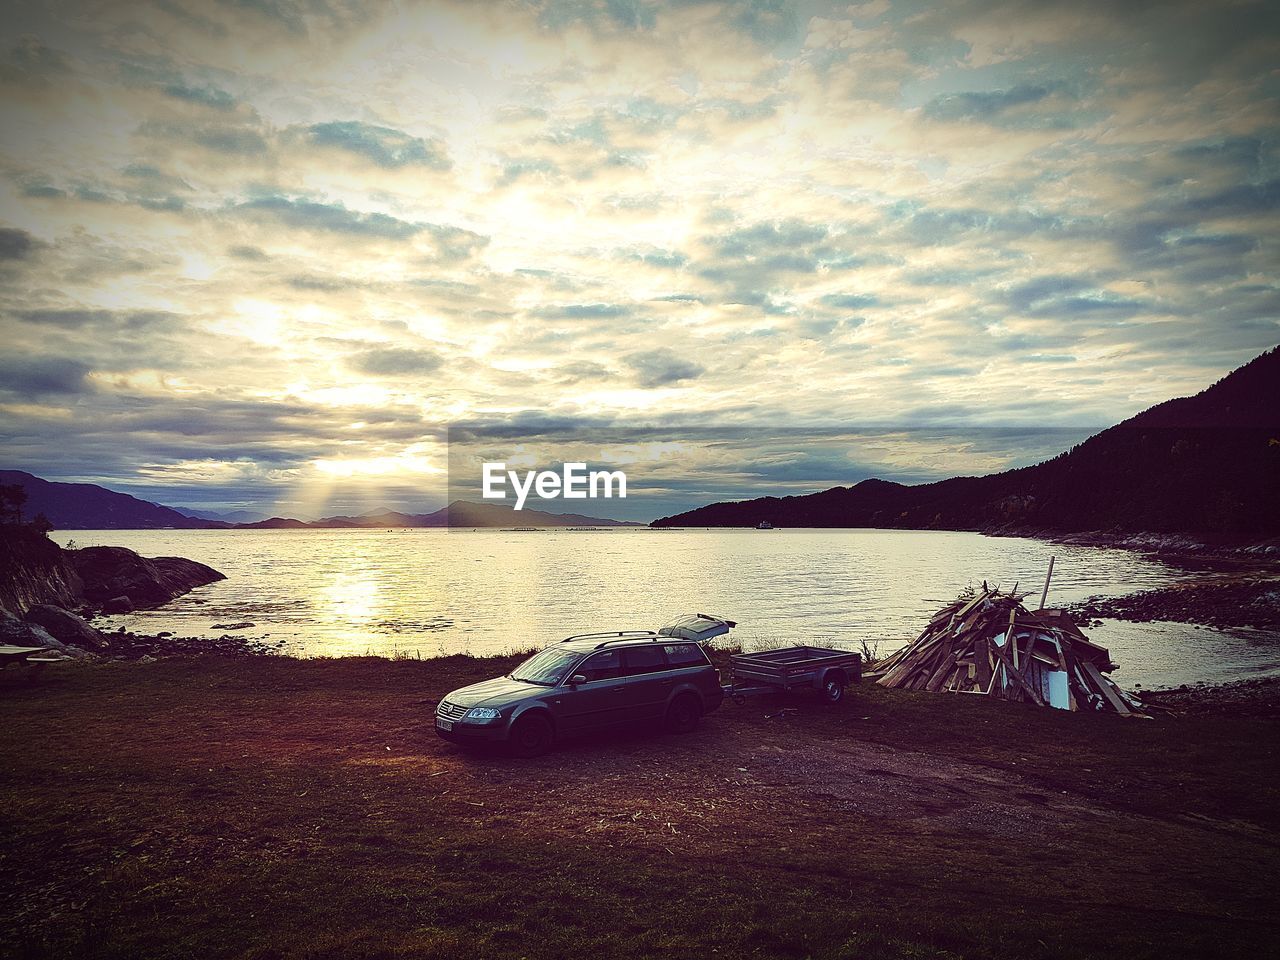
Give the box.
[622,646,667,675]
[663,644,709,668]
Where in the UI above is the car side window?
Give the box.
[663,644,709,668]
[622,646,667,676]
[576,651,622,682]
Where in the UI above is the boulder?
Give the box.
[23,604,108,651]
[0,618,59,649]
[103,595,134,614]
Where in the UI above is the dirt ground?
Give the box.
[2,655,1279,959]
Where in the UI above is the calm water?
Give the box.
[58,528,1280,688]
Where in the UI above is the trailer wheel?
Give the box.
[665,694,702,733]
[821,673,846,704]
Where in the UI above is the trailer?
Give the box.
[727,645,862,704]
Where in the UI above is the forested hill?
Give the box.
[0,471,223,530]
[652,346,1280,539]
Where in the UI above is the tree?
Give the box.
[32,512,54,537]
[0,484,26,524]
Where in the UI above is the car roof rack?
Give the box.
[560,630,655,644]
[592,634,664,649]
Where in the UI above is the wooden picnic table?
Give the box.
[0,644,50,663]
[0,645,70,679]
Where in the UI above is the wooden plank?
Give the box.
[925,652,960,691]
[1081,661,1131,716]
[948,588,989,630]
[975,640,992,688]
[989,636,1045,706]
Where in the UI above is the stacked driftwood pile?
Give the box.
[867,585,1145,716]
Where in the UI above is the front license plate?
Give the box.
[437,718,454,731]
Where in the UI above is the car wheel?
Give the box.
[665,694,702,733]
[822,674,845,704]
[507,713,554,758]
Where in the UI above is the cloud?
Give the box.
[163,80,237,110]
[121,164,193,192]
[622,248,687,268]
[346,347,443,376]
[0,227,37,260]
[1172,136,1266,174]
[922,84,1056,122]
[819,293,878,309]
[1,0,1277,516]
[304,120,451,170]
[0,36,69,84]
[730,0,801,45]
[497,157,560,185]
[624,348,705,387]
[710,220,830,257]
[423,223,488,261]
[227,244,269,260]
[14,308,179,330]
[217,0,375,36]
[235,195,423,239]
[533,303,630,318]
[138,118,270,155]
[0,355,92,395]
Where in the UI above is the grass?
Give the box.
[1,654,1278,959]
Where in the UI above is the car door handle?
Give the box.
[610,685,626,692]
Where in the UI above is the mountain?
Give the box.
[240,501,642,528]
[173,507,271,523]
[0,471,640,530]
[653,346,1280,539]
[0,471,226,530]
[433,500,642,527]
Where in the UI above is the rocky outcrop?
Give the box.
[67,547,224,609]
[23,604,108,651]
[0,527,81,614]
[0,526,224,616]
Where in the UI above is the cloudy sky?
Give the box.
[0,0,1277,520]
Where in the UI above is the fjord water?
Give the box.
[59,528,1280,688]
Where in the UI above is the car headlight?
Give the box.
[464,707,501,721]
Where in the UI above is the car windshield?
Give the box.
[510,647,582,686]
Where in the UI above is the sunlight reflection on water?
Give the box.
[58,528,1280,688]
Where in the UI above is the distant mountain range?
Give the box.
[236,502,641,528]
[654,346,1280,539]
[0,471,641,529]
[172,506,273,524]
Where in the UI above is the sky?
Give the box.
[0,0,1277,521]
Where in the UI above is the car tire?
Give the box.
[507,713,554,758]
[821,674,846,704]
[665,694,702,733]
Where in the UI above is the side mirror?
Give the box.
[568,674,587,686]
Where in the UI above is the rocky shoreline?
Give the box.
[1069,574,1280,631]
[988,525,1280,562]
[83,624,280,659]
[1139,675,1280,718]
[0,525,230,659]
